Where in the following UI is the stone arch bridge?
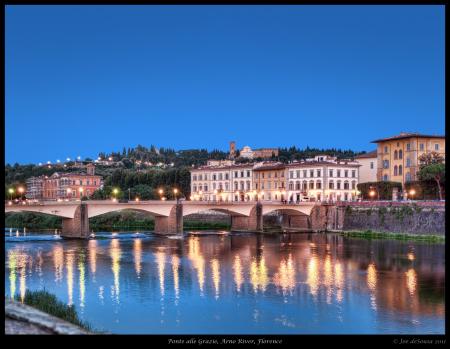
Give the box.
[5,200,342,238]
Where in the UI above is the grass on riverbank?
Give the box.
[340,230,445,243]
[15,290,93,332]
[91,221,231,231]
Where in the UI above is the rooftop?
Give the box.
[371,132,445,143]
[354,150,377,159]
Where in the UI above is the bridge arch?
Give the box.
[5,205,79,218]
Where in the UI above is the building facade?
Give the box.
[372,132,445,187]
[355,150,377,183]
[27,165,103,201]
[190,163,254,202]
[252,162,286,201]
[286,155,360,202]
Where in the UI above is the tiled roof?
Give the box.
[371,132,445,143]
[286,161,361,168]
[192,163,254,171]
[354,150,377,159]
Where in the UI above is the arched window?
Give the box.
[295,181,300,190]
[289,182,293,190]
[383,174,388,181]
[344,181,349,190]
[246,181,251,190]
[406,158,411,167]
[351,181,356,190]
[394,150,398,160]
[309,181,314,189]
[399,150,403,159]
[329,180,334,189]
[398,165,403,175]
[316,181,322,189]
[302,181,307,190]
[394,165,398,176]
[193,185,197,192]
[234,182,238,190]
[337,181,341,190]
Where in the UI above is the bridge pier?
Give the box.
[154,203,183,235]
[61,204,90,239]
[231,203,263,232]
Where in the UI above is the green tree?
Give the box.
[417,163,445,200]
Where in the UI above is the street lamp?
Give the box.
[79,187,84,200]
[128,188,131,201]
[8,188,14,201]
[112,188,119,201]
[173,188,179,203]
[67,188,72,200]
[18,187,24,201]
[409,189,416,201]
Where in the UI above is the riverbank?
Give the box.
[337,229,445,243]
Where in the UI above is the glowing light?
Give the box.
[110,239,121,303]
[172,255,180,301]
[134,239,142,277]
[155,249,166,297]
[135,197,140,202]
[78,253,86,308]
[306,255,319,297]
[8,250,17,300]
[66,252,74,306]
[250,257,269,293]
[18,187,24,194]
[53,244,64,283]
[367,263,377,291]
[211,258,220,299]
[405,268,417,296]
[233,255,244,293]
[188,237,205,295]
[334,262,344,303]
[273,254,296,297]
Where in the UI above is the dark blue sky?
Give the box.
[5,5,445,164]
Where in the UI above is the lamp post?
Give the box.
[8,188,14,201]
[112,188,119,202]
[173,188,179,203]
[18,187,24,201]
[409,189,416,201]
[158,188,164,200]
[128,188,131,201]
[79,187,84,200]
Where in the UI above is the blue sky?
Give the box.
[5,5,445,164]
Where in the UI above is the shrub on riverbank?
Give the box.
[340,230,444,243]
[5,212,62,229]
[15,290,92,331]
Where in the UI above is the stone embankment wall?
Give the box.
[339,202,445,236]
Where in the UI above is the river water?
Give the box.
[4,230,445,334]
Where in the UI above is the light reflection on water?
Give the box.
[4,232,445,334]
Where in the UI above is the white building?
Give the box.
[354,150,377,184]
[286,155,361,202]
[190,163,254,202]
[239,146,254,159]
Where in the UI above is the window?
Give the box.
[219,173,223,180]
[399,165,403,175]
[225,183,229,191]
[337,170,341,177]
[316,181,321,189]
[193,175,197,181]
[289,182,293,190]
[344,170,348,177]
[193,185,197,192]
[337,181,341,190]
[268,172,271,178]
[204,185,208,191]
[289,171,294,179]
[94,181,97,185]
[420,143,424,151]
[219,183,223,190]
[87,180,90,185]
[394,150,398,160]
[213,174,216,181]
[384,146,388,154]
[329,169,333,177]
[247,171,250,177]
[317,170,321,177]
[225,173,229,180]
[406,158,411,167]
[383,174,388,181]
[344,181,349,190]
[310,170,314,178]
[255,173,259,179]
[213,183,216,190]
[241,171,244,177]
[199,175,203,181]
[240,181,244,190]
[399,150,403,159]
[295,181,300,190]
[394,165,398,176]
[351,181,356,190]
[329,181,334,189]
[405,172,411,182]
[246,181,250,190]
[383,160,389,169]
[302,181,307,190]
[204,174,208,180]
[79,180,83,185]
[274,172,278,178]
[309,181,314,189]
[234,171,238,178]
[406,143,411,151]
[234,182,238,190]
[435,143,439,151]
[296,170,300,178]
[352,170,356,178]
[370,162,374,169]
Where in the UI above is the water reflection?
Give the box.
[110,239,121,304]
[4,233,445,334]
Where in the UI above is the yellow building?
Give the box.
[371,132,445,187]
